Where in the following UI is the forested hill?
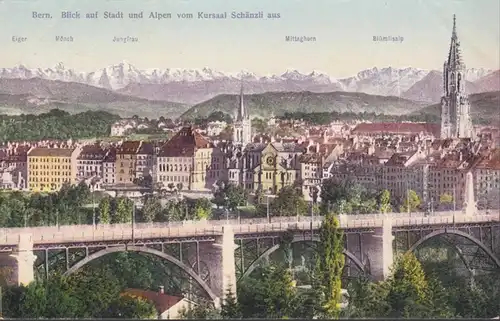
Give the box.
[0,109,120,141]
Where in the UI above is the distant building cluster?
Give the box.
[0,16,498,209]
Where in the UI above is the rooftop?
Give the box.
[27,147,75,158]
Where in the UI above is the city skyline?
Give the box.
[0,0,499,77]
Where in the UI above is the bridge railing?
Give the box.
[0,213,497,246]
[0,210,492,237]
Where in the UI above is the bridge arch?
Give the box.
[407,229,500,269]
[240,236,366,280]
[63,245,217,302]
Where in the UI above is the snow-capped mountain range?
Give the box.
[0,61,496,104]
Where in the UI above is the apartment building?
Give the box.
[136,142,155,179]
[27,147,80,192]
[156,126,223,191]
[115,141,141,184]
[102,147,117,185]
[76,144,106,180]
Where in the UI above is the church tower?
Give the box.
[232,84,252,146]
[440,15,473,139]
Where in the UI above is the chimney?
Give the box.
[158,286,164,294]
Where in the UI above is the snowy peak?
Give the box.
[0,63,495,97]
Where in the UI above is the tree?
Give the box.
[98,197,111,224]
[14,275,81,319]
[66,267,122,317]
[269,186,308,217]
[320,178,377,215]
[141,195,162,222]
[112,197,133,223]
[399,190,421,213]
[102,295,157,319]
[314,213,345,318]
[238,264,298,319]
[179,302,221,319]
[378,189,393,213]
[212,182,247,211]
[385,253,430,318]
[192,198,213,220]
[439,193,454,210]
[0,109,119,141]
[221,288,241,319]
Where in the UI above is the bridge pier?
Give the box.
[194,225,237,308]
[0,233,36,286]
[362,216,394,281]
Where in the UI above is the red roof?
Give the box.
[158,126,212,157]
[352,122,440,136]
[121,288,183,313]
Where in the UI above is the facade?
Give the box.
[0,145,29,189]
[232,85,252,146]
[440,15,473,139]
[299,153,323,201]
[76,144,106,181]
[156,126,223,191]
[115,141,141,184]
[102,147,117,185]
[27,147,80,192]
[136,141,155,179]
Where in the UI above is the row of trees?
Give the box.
[280,111,440,126]
[0,109,119,141]
[0,183,93,228]
[0,178,464,229]
[97,195,214,224]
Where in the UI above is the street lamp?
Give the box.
[224,196,229,223]
[131,199,136,244]
[91,180,96,229]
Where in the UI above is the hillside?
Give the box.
[180,91,427,120]
[410,91,500,125]
[402,70,480,103]
[473,70,500,93]
[0,78,189,119]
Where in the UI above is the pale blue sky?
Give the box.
[0,0,498,77]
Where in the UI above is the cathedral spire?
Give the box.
[447,14,462,69]
[452,14,457,40]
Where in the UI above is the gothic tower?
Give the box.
[232,83,252,146]
[440,15,473,139]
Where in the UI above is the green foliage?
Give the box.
[314,214,345,318]
[320,178,378,215]
[221,288,241,319]
[179,302,221,319]
[280,111,440,125]
[0,109,119,141]
[194,111,233,125]
[238,264,299,319]
[378,189,393,213]
[98,197,111,223]
[141,195,162,222]
[0,183,92,228]
[269,186,308,217]
[102,294,157,319]
[112,197,134,223]
[213,182,248,211]
[399,190,421,213]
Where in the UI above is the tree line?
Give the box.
[0,109,119,141]
[0,178,456,230]
[280,111,439,125]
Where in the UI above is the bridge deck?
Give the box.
[0,211,497,247]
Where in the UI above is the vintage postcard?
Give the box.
[0,0,499,319]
